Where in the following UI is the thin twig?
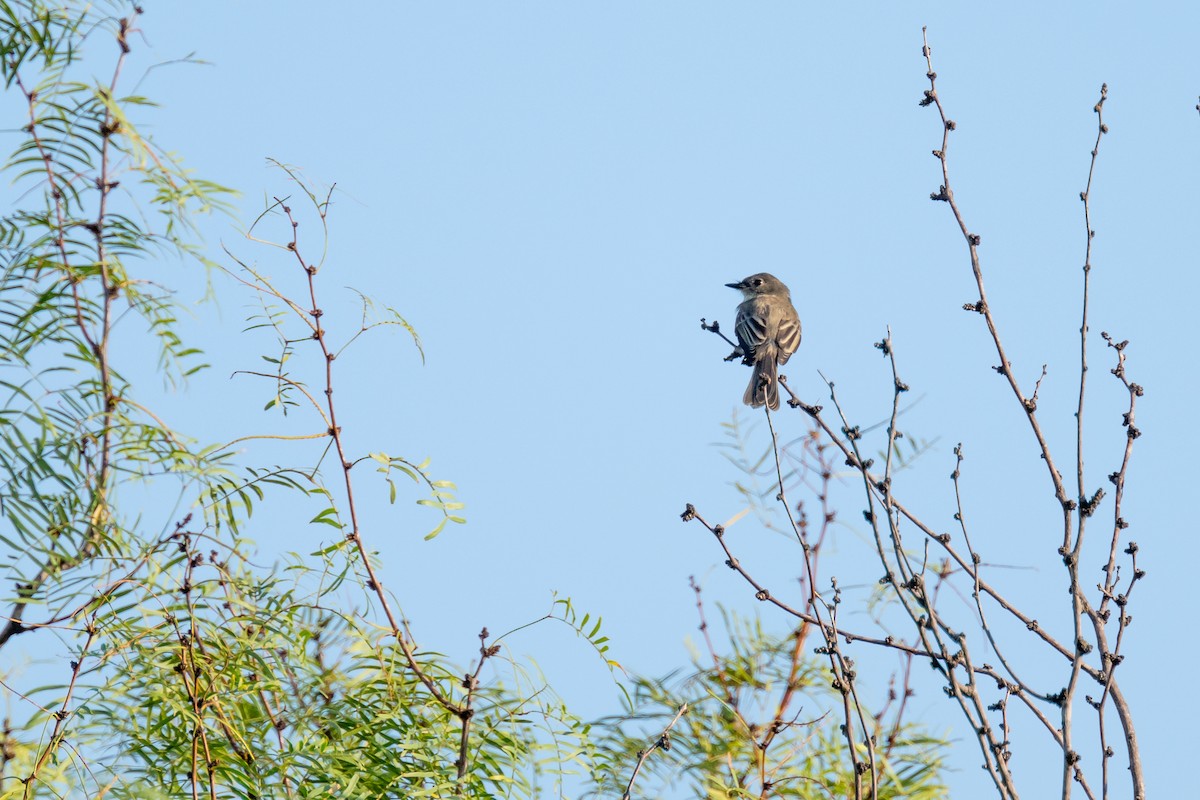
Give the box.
[621,704,689,800]
[765,402,873,799]
[455,628,498,792]
[272,199,460,715]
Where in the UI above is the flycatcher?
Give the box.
[726,273,801,410]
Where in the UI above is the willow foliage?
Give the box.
[0,3,585,796]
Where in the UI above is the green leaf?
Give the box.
[309,507,342,527]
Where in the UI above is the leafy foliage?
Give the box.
[589,611,949,799]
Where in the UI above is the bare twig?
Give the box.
[821,356,1017,799]
[621,704,689,800]
[455,627,499,791]
[764,402,874,799]
[701,317,742,354]
[689,577,737,710]
[280,203,457,713]
[921,29,1072,522]
[21,621,97,798]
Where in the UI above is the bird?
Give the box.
[726,272,801,410]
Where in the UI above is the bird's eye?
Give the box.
[752,279,762,286]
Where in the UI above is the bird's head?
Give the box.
[726,272,789,299]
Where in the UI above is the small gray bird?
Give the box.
[726,273,802,410]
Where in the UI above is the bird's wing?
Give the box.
[734,306,769,360]
[775,312,801,365]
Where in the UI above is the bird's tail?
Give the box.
[744,357,780,410]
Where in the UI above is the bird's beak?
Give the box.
[725,281,745,290]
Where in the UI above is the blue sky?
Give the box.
[94,2,1198,795]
